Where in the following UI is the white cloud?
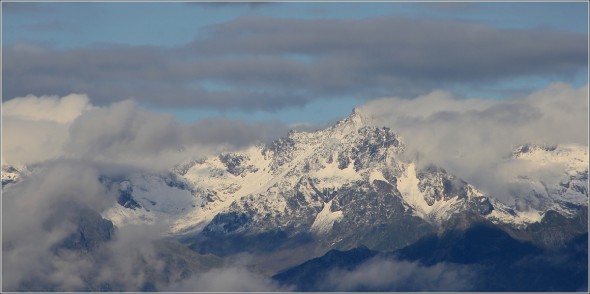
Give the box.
[166,265,292,292]
[2,117,69,165]
[92,223,171,291]
[2,93,92,123]
[2,94,289,169]
[323,257,476,291]
[2,94,92,165]
[360,83,588,204]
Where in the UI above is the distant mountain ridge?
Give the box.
[273,226,588,291]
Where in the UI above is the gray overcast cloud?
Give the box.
[3,15,587,110]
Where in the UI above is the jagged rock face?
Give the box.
[346,126,401,171]
[326,180,434,251]
[218,153,259,176]
[520,206,588,248]
[196,125,407,228]
[417,166,470,204]
[54,207,115,253]
[263,136,297,171]
[116,181,141,210]
[1,165,28,187]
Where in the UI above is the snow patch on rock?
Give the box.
[311,200,343,234]
[396,162,431,218]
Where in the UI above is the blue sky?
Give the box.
[4,2,588,48]
[2,1,588,124]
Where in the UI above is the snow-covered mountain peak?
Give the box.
[329,107,369,132]
[503,143,588,216]
[512,143,557,157]
[511,143,588,173]
[349,107,366,124]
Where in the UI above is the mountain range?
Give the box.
[2,108,588,291]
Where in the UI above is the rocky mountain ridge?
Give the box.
[2,108,588,255]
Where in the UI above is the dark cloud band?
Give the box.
[3,15,587,110]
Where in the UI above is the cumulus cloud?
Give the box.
[2,117,69,165]
[3,14,587,110]
[322,257,477,291]
[2,93,92,123]
[2,94,289,168]
[360,82,588,205]
[2,94,92,164]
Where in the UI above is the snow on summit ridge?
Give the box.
[155,109,585,238]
